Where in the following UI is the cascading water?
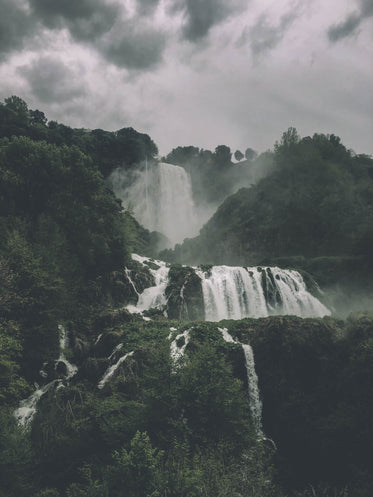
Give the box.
[242,344,263,434]
[218,327,263,434]
[98,350,134,389]
[127,254,170,315]
[14,326,77,427]
[197,266,330,321]
[170,328,192,363]
[196,266,267,320]
[110,162,198,246]
[127,255,330,320]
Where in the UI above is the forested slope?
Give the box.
[164,129,373,265]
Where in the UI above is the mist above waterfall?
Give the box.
[109,161,215,247]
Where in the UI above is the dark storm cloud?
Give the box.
[29,0,119,41]
[18,56,86,103]
[0,0,37,60]
[361,0,373,16]
[172,0,246,42]
[98,23,166,70]
[328,13,361,42]
[27,0,166,71]
[328,0,373,42]
[244,11,297,57]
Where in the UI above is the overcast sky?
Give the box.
[0,0,372,156]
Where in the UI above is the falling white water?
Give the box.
[170,328,191,362]
[98,350,134,389]
[57,325,78,380]
[197,266,330,321]
[127,256,329,320]
[268,268,329,317]
[218,327,237,343]
[196,266,267,321]
[108,343,124,361]
[14,381,58,427]
[124,267,140,297]
[219,327,263,434]
[127,254,170,315]
[242,344,263,434]
[110,162,199,246]
[14,326,78,427]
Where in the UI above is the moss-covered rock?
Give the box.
[165,265,205,320]
[92,308,134,335]
[78,357,110,383]
[93,330,125,358]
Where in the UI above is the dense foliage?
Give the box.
[0,96,158,178]
[163,129,373,268]
[163,144,274,206]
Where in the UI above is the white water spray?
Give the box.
[14,326,77,427]
[242,344,263,434]
[219,327,263,435]
[110,162,199,246]
[198,266,330,321]
[170,328,191,363]
[127,254,170,315]
[98,350,134,389]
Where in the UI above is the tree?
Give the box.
[29,109,47,126]
[274,127,300,154]
[4,96,29,122]
[106,431,164,497]
[244,147,257,161]
[214,145,232,167]
[234,150,244,162]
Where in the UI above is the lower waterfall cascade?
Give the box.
[127,255,330,320]
[14,326,78,427]
[219,327,263,434]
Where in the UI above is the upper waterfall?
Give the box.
[110,162,198,246]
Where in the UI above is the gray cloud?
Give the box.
[29,0,119,41]
[328,0,373,42]
[245,11,298,58]
[136,0,161,15]
[98,22,166,70]
[361,0,373,16]
[0,0,37,60]
[172,0,246,42]
[27,0,167,71]
[18,56,86,103]
[328,13,361,42]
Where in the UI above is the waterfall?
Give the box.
[197,266,330,321]
[242,344,263,434]
[14,326,77,427]
[170,328,192,363]
[219,328,263,434]
[127,255,330,320]
[127,254,170,315]
[98,350,134,389]
[110,162,198,246]
[57,325,78,380]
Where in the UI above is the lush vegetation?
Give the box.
[163,128,373,267]
[163,144,274,206]
[1,97,373,497]
[0,96,158,178]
